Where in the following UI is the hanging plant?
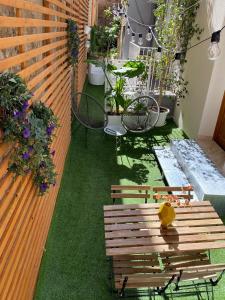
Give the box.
[0,72,59,195]
[66,19,80,66]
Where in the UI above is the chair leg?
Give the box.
[119,276,128,297]
[210,269,225,286]
[158,275,176,295]
[174,270,183,291]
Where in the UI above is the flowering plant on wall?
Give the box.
[0,72,59,195]
[66,19,80,66]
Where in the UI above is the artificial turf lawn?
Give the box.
[34,82,225,300]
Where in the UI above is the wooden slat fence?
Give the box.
[0,0,92,299]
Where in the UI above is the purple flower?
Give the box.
[51,150,56,156]
[22,152,30,160]
[28,146,33,152]
[40,183,48,193]
[23,127,30,139]
[46,124,55,136]
[13,110,22,119]
[22,101,29,112]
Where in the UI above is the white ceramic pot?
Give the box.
[150,106,170,127]
[88,63,105,86]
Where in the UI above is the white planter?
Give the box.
[150,106,170,127]
[88,63,105,86]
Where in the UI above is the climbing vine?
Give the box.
[153,0,203,103]
[0,73,58,195]
[66,19,80,66]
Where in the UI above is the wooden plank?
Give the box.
[0,16,67,28]
[105,225,225,239]
[152,186,193,192]
[0,0,73,20]
[103,201,211,211]
[106,233,225,248]
[107,241,225,256]
[104,212,219,224]
[104,205,215,217]
[110,193,150,199]
[0,39,67,71]
[105,218,223,232]
[0,31,66,50]
[111,185,151,190]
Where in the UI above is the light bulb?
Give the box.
[146,29,152,42]
[131,33,135,43]
[208,30,221,60]
[138,34,143,46]
[127,26,131,35]
[155,47,162,61]
[208,42,221,60]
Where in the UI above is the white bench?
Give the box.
[154,140,225,214]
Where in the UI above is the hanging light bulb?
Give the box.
[155,47,162,61]
[138,33,143,46]
[127,25,131,35]
[146,28,152,42]
[208,30,221,60]
[131,33,135,43]
[172,53,181,74]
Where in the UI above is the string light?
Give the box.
[138,34,143,45]
[208,30,221,60]
[127,25,131,35]
[155,47,162,61]
[146,28,152,42]
[112,1,224,60]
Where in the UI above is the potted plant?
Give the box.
[88,8,121,86]
[105,60,148,128]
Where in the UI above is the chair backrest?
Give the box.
[121,96,160,133]
[72,92,108,130]
[111,185,151,204]
[152,186,193,202]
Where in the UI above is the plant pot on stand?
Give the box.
[104,114,127,136]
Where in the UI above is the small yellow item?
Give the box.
[158,201,176,229]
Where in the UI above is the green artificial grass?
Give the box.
[35,82,225,300]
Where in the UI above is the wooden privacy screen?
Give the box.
[0,0,90,299]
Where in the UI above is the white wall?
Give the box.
[175,0,225,139]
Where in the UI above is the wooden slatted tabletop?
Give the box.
[104,201,225,256]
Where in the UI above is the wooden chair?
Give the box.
[113,254,175,297]
[152,186,193,203]
[111,185,151,204]
[160,252,225,291]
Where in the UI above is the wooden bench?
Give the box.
[153,186,193,203]
[111,185,151,204]
[113,254,175,296]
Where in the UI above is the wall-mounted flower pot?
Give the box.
[150,106,170,127]
[88,63,105,86]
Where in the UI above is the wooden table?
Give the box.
[104,201,225,256]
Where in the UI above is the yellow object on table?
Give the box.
[158,201,176,229]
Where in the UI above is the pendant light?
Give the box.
[208,30,221,60]
[138,34,143,45]
[146,28,152,42]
